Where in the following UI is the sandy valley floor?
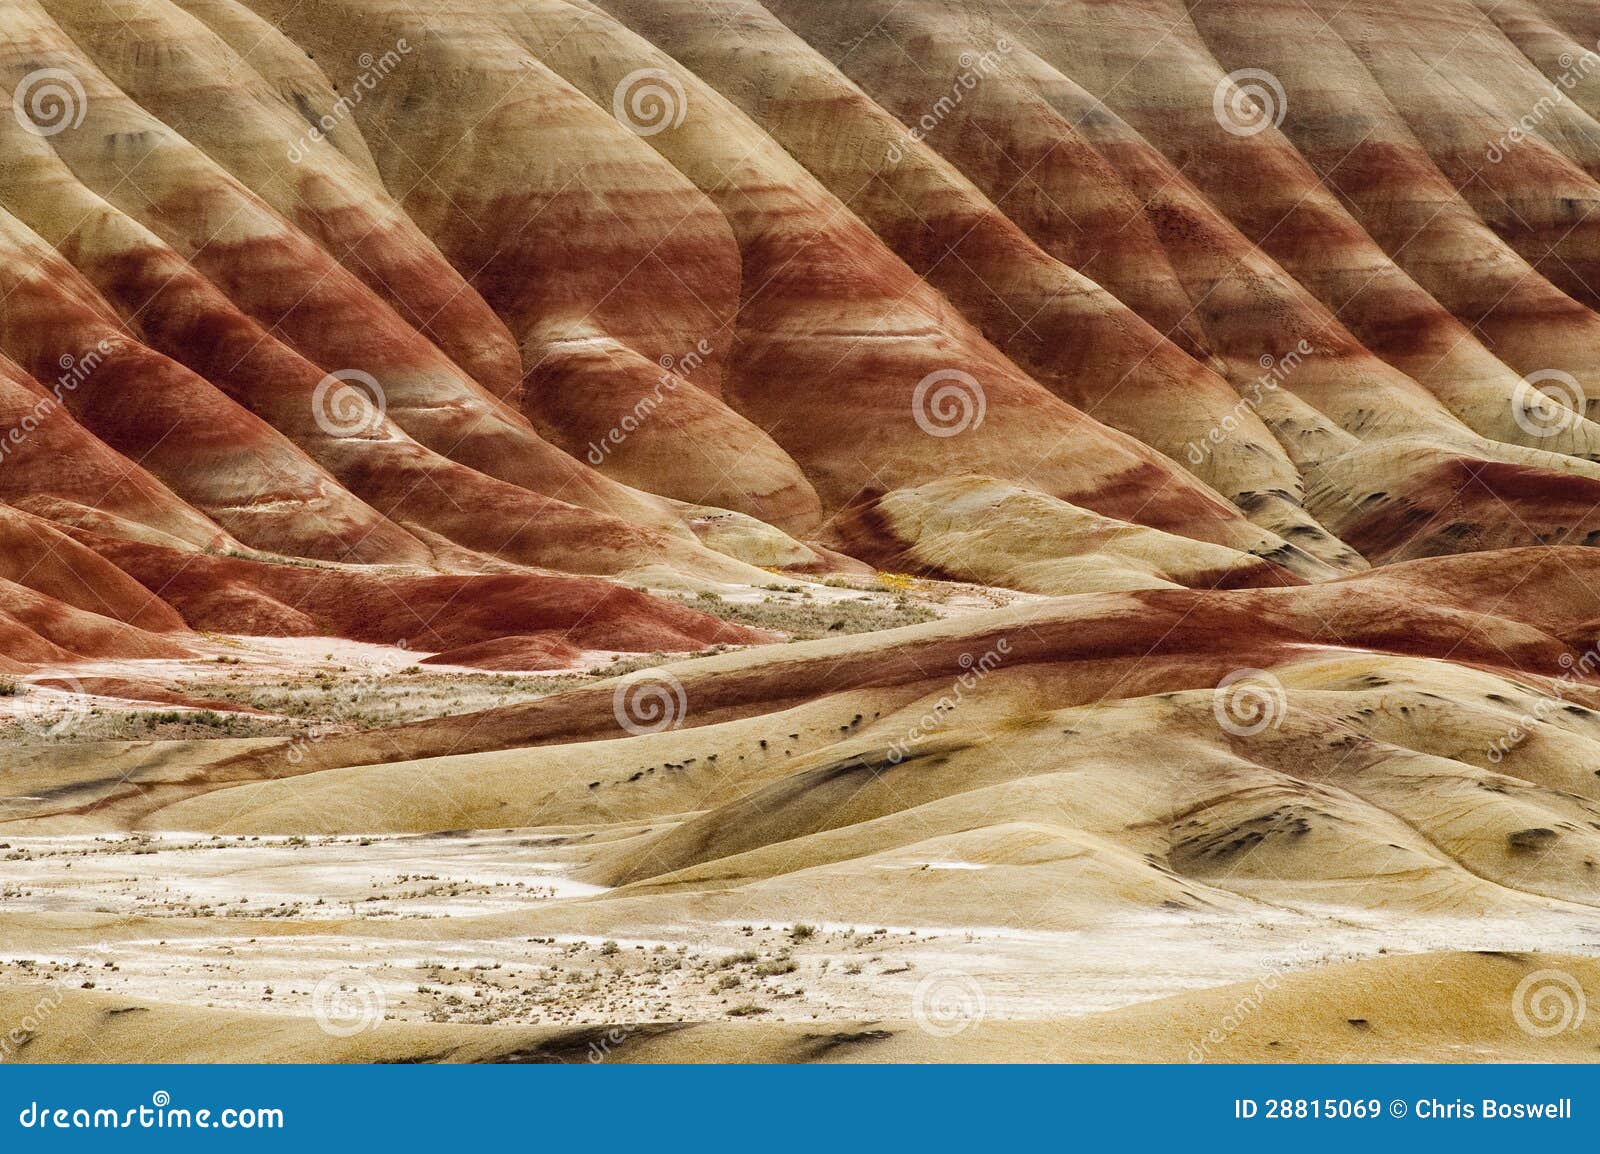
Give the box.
[11,574,1600,1062]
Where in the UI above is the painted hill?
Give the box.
[6,0,1600,1064]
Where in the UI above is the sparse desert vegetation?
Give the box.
[673,586,937,639]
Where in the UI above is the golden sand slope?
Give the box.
[3,952,1594,1062]
[9,549,1600,927]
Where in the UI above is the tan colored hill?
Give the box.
[3,951,1595,1062]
